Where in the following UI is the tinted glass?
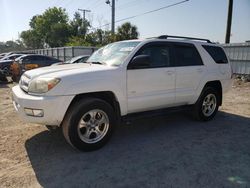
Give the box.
[79,56,89,63]
[137,44,171,68]
[27,56,38,61]
[44,56,53,61]
[35,56,44,61]
[174,44,203,66]
[11,55,21,59]
[203,45,228,64]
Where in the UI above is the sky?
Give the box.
[0,0,249,43]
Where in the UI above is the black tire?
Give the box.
[62,98,116,151]
[2,66,10,76]
[0,72,8,82]
[193,87,219,121]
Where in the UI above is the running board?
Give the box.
[121,105,192,124]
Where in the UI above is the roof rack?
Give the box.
[157,35,212,43]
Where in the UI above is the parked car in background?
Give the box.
[52,55,90,66]
[0,51,34,59]
[0,52,8,59]
[0,54,24,76]
[0,69,8,82]
[11,54,61,82]
[0,54,23,61]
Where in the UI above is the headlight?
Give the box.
[28,78,60,93]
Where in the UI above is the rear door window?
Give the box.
[202,45,228,64]
[173,43,203,66]
[43,56,57,65]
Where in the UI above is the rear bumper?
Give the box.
[12,85,74,126]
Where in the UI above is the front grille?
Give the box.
[19,74,31,92]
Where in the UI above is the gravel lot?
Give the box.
[0,80,249,188]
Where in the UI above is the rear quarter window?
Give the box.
[202,45,228,64]
[174,43,203,66]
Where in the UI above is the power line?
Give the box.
[116,0,189,23]
[86,0,101,9]
[90,0,189,31]
[101,0,143,17]
[116,0,143,9]
[60,0,73,8]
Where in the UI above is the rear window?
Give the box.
[202,45,228,64]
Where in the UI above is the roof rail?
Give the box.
[157,35,212,43]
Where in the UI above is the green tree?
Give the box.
[20,30,43,49]
[0,40,26,53]
[21,7,71,48]
[66,36,91,46]
[36,7,70,47]
[66,29,113,47]
[19,8,140,49]
[116,22,139,41]
[70,12,90,37]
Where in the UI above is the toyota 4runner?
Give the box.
[12,35,233,151]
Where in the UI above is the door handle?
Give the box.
[166,70,174,75]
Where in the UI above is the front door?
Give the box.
[127,42,176,113]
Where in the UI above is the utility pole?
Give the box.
[78,8,91,34]
[106,0,115,34]
[225,0,233,43]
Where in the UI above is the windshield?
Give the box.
[15,55,27,61]
[86,41,140,66]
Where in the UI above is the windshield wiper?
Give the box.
[88,61,106,65]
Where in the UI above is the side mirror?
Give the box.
[128,55,151,69]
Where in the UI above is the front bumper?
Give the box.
[12,85,74,126]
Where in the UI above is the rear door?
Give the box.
[127,42,176,113]
[21,56,43,71]
[173,43,206,104]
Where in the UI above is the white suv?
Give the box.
[12,35,232,151]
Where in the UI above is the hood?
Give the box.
[23,63,116,79]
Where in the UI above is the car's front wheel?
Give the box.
[62,98,116,151]
[193,87,219,121]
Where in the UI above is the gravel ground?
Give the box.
[0,80,249,188]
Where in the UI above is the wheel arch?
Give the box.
[62,91,121,126]
[201,80,223,106]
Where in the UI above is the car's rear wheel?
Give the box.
[193,87,219,121]
[62,98,115,151]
